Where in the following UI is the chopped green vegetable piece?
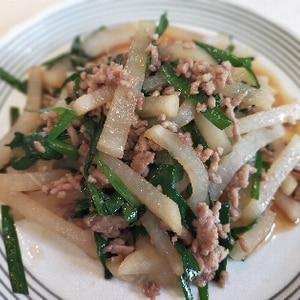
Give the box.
[7,131,63,170]
[10,107,20,126]
[231,218,258,240]
[174,240,200,282]
[86,182,105,215]
[156,12,169,37]
[147,163,196,232]
[1,205,29,295]
[182,121,208,149]
[214,202,232,282]
[95,154,141,210]
[160,64,232,130]
[179,275,194,300]
[104,193,124,215]
[70,36,91,67]
[94,232,112,279]
[10,156,38,170]
[194,40,260,88]
[47,109,79,160]
[198,284,209,300]
[82,117,105,177]
[122,202,139,223]
[175,240,201,300]
[42,53,69,69]
[0,67,27,93]
[251,151,262,200]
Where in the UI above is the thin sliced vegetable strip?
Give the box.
[1,205,29,294]
[97,21,156,158]
[209,124,285,202]
[144,124,209,213]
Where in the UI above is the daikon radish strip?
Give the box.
[0,190,97,259]
[141,210,184,275]
[158,25,207,43]
[118,244,172,275]
[225,104,300,137]
[274,189,300,223]
[138,94,179,119]
[280,174,297,196]
[209,124,285,202]
[194,111,232,154]
[42,55,72,89]
[71,86,115,116]
[0,169,66,192]
[97,21,156,158]
[98,152,183,235]
[242,134,300,223]
[158,43,216,64]
[172,99,195,128]
[0,67,43,169]
[230,209,275,261]
[142,72,167,94]
[82,22,138,57]
[144,124,208,213]
[219,76,275,110]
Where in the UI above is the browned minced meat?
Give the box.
[41,173,82,199]
[177,132,193,147]
[88,165,110,188]
[103,238,134,259]
[146,43,161,72]
[142,281,161,300]
[175,59,233,96]
[130,151,155,177]
[78,60,133,94]
[221,94,245,142]
[218,270,229,288]
[225,164,256,209]
[125,114,160,175]
[82,214,129,239]
[190,201,229,287]
[194,145,223,184]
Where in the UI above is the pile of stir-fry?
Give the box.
[0,14,300,299]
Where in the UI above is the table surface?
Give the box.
[0,0,299,39]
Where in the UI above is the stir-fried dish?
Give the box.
[0,14,300,299]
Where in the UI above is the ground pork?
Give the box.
[221,93,245,141]
[83,215,129,239]
[130,151,155,177]
[103,238,134,261]
[142,282,161,300]
[77,61,133,95]
[175,59,233,96]
[41,172,82,198]
[190,201,229,287]
[146,44,161,72]
[177,132,193,146]
[225,164,256,209]
[88,166,110,187]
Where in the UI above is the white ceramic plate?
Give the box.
[0,0,299,299]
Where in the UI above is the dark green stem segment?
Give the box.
[0,67,27,94]
[47,108,79,160]
[251,150,262,200]
[1,205,29,295]
[95,154,141,209]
